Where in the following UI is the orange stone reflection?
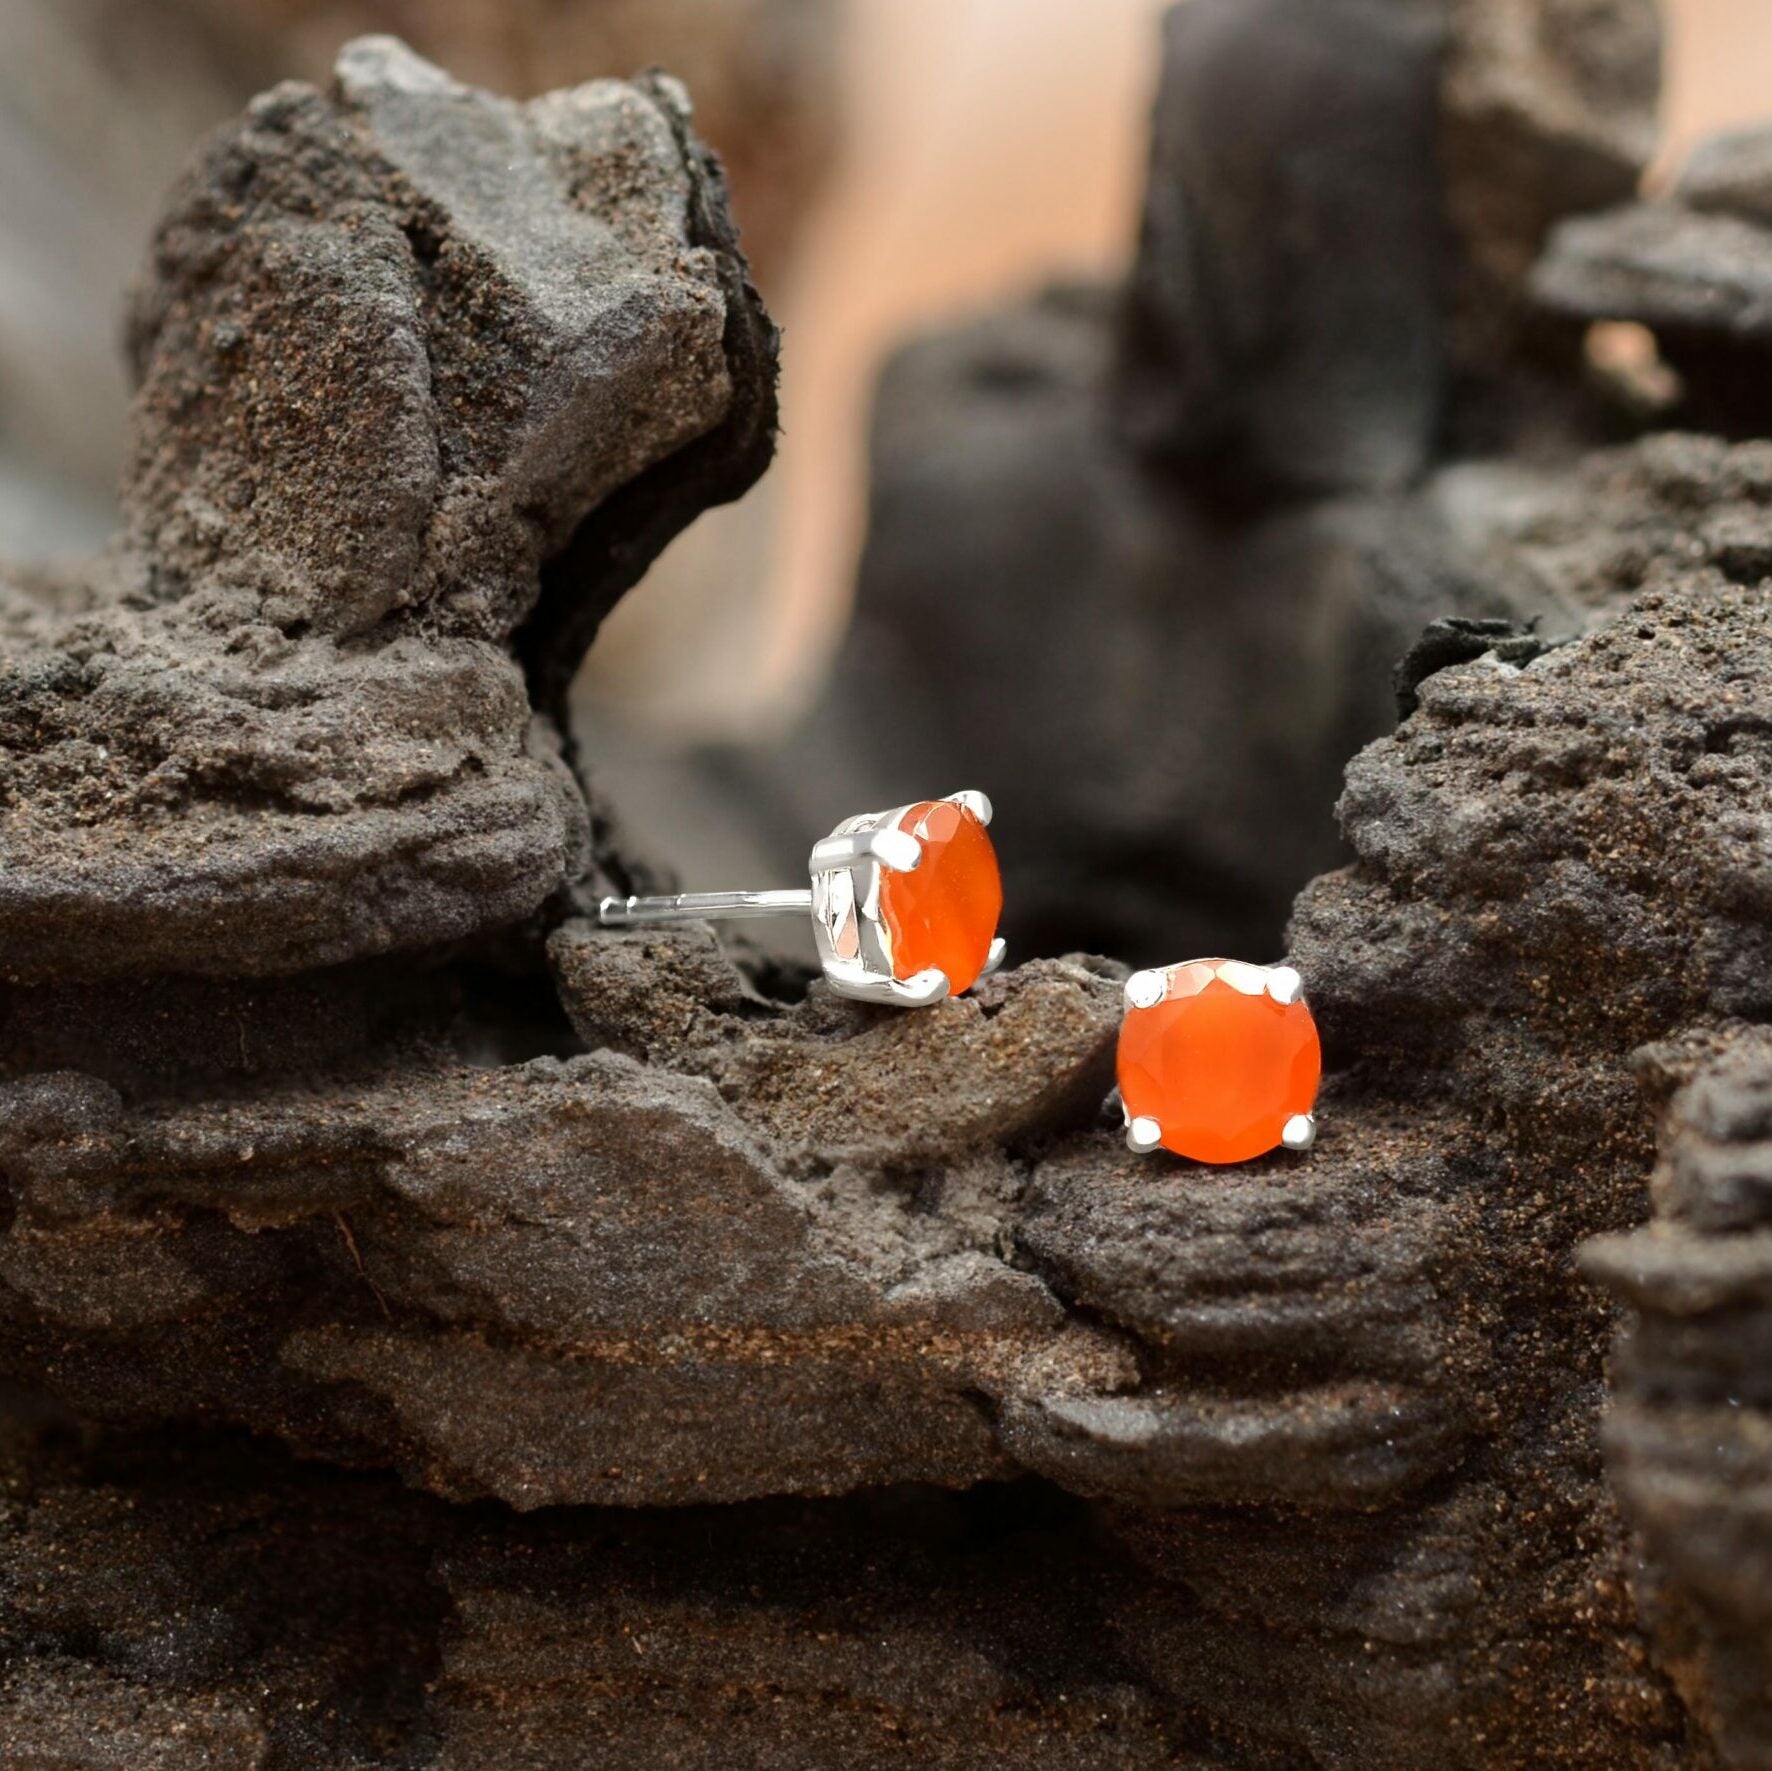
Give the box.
[878,800,1002,993]
[1117,961,1321,1164]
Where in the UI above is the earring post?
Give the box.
[596,888,814,927]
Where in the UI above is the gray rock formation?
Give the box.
[1585,1034,1772,1768]
[5,8,1772,1769]
[0,35,775,982]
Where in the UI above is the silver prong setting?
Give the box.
[809,828,923,874]
[1266,965,1305,1006]
[1124,968,1168,1011]
[1281,1113,1317,1152]
[1126,1115,1163,1154]
[598,793,1003,1012]
[823,963,951,1007]
[871,828,923,873]
[897,966,952,1006]
[1216,959,1268,996]
[805,796,1003,1009]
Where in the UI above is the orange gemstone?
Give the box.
[878,800,1003,993]
[1117,960,1321,1164]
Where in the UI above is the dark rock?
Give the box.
[549,924,1122,1165]
[0,36,776,984]
[1117,0,1665,492]
[1245,557,1772,1766]
[10,10,1772,1770]
[1529,121,1772,438]
[1534,201,1772,343]
[0,931,1141,1509]
[8,446,1752,1755]
[1009,1115,1478,1511]
[0,998,1109,1506]
[1677,125,1772,229]
[1583,1034,1772,1769]
[1393,616,1554,718]
[1442,0,1662,340]
[0,1418,1192,1769]
[1118,0,1449,494]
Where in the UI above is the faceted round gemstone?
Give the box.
[1117,960,1321,1164]
[878,800,1003,993]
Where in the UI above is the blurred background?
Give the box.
[1,0,1765,964]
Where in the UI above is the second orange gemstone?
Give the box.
[878,800,1003,994]
[1117,961,1321,1164]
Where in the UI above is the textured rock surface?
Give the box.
[0,35,775,983]
[5,9,1772,1770]
[0,1416,1195,1769]
[1585,1034,1772,1770]
[1273,527,1772,1769]
[0,0,834,572]
[0,942,1133,1508]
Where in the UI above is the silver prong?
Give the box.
[809,828,923,874]
[1281,1113,1317,1152]
[896,966,952,1006]
[1126,1115,1163,1154]
[948,788,993,826]
[1124,968,1168,1011]
[1215,959,1268,996]
[979,936,1007,979]
[872,828,923,872]
[1266,965,1305,1006]
[824,965,951,1008]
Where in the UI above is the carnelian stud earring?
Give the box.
[597,791,1005,1007]
[1116,959,1322,1162]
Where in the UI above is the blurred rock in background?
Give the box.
[743,0,1663,967]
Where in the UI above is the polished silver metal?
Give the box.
[1126,1115,1164,1154]
[596,790,1002,1008]
[1119,957,1318,1159]
[808,827,923,874]
[1281,1113,1317,1151]
[598,888,811,926]
[1124,968,1167,1010]
[1265,966,1305,1006]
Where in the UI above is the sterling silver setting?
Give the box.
[596,790,1004,1008]
[1119,958,1317,1154]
